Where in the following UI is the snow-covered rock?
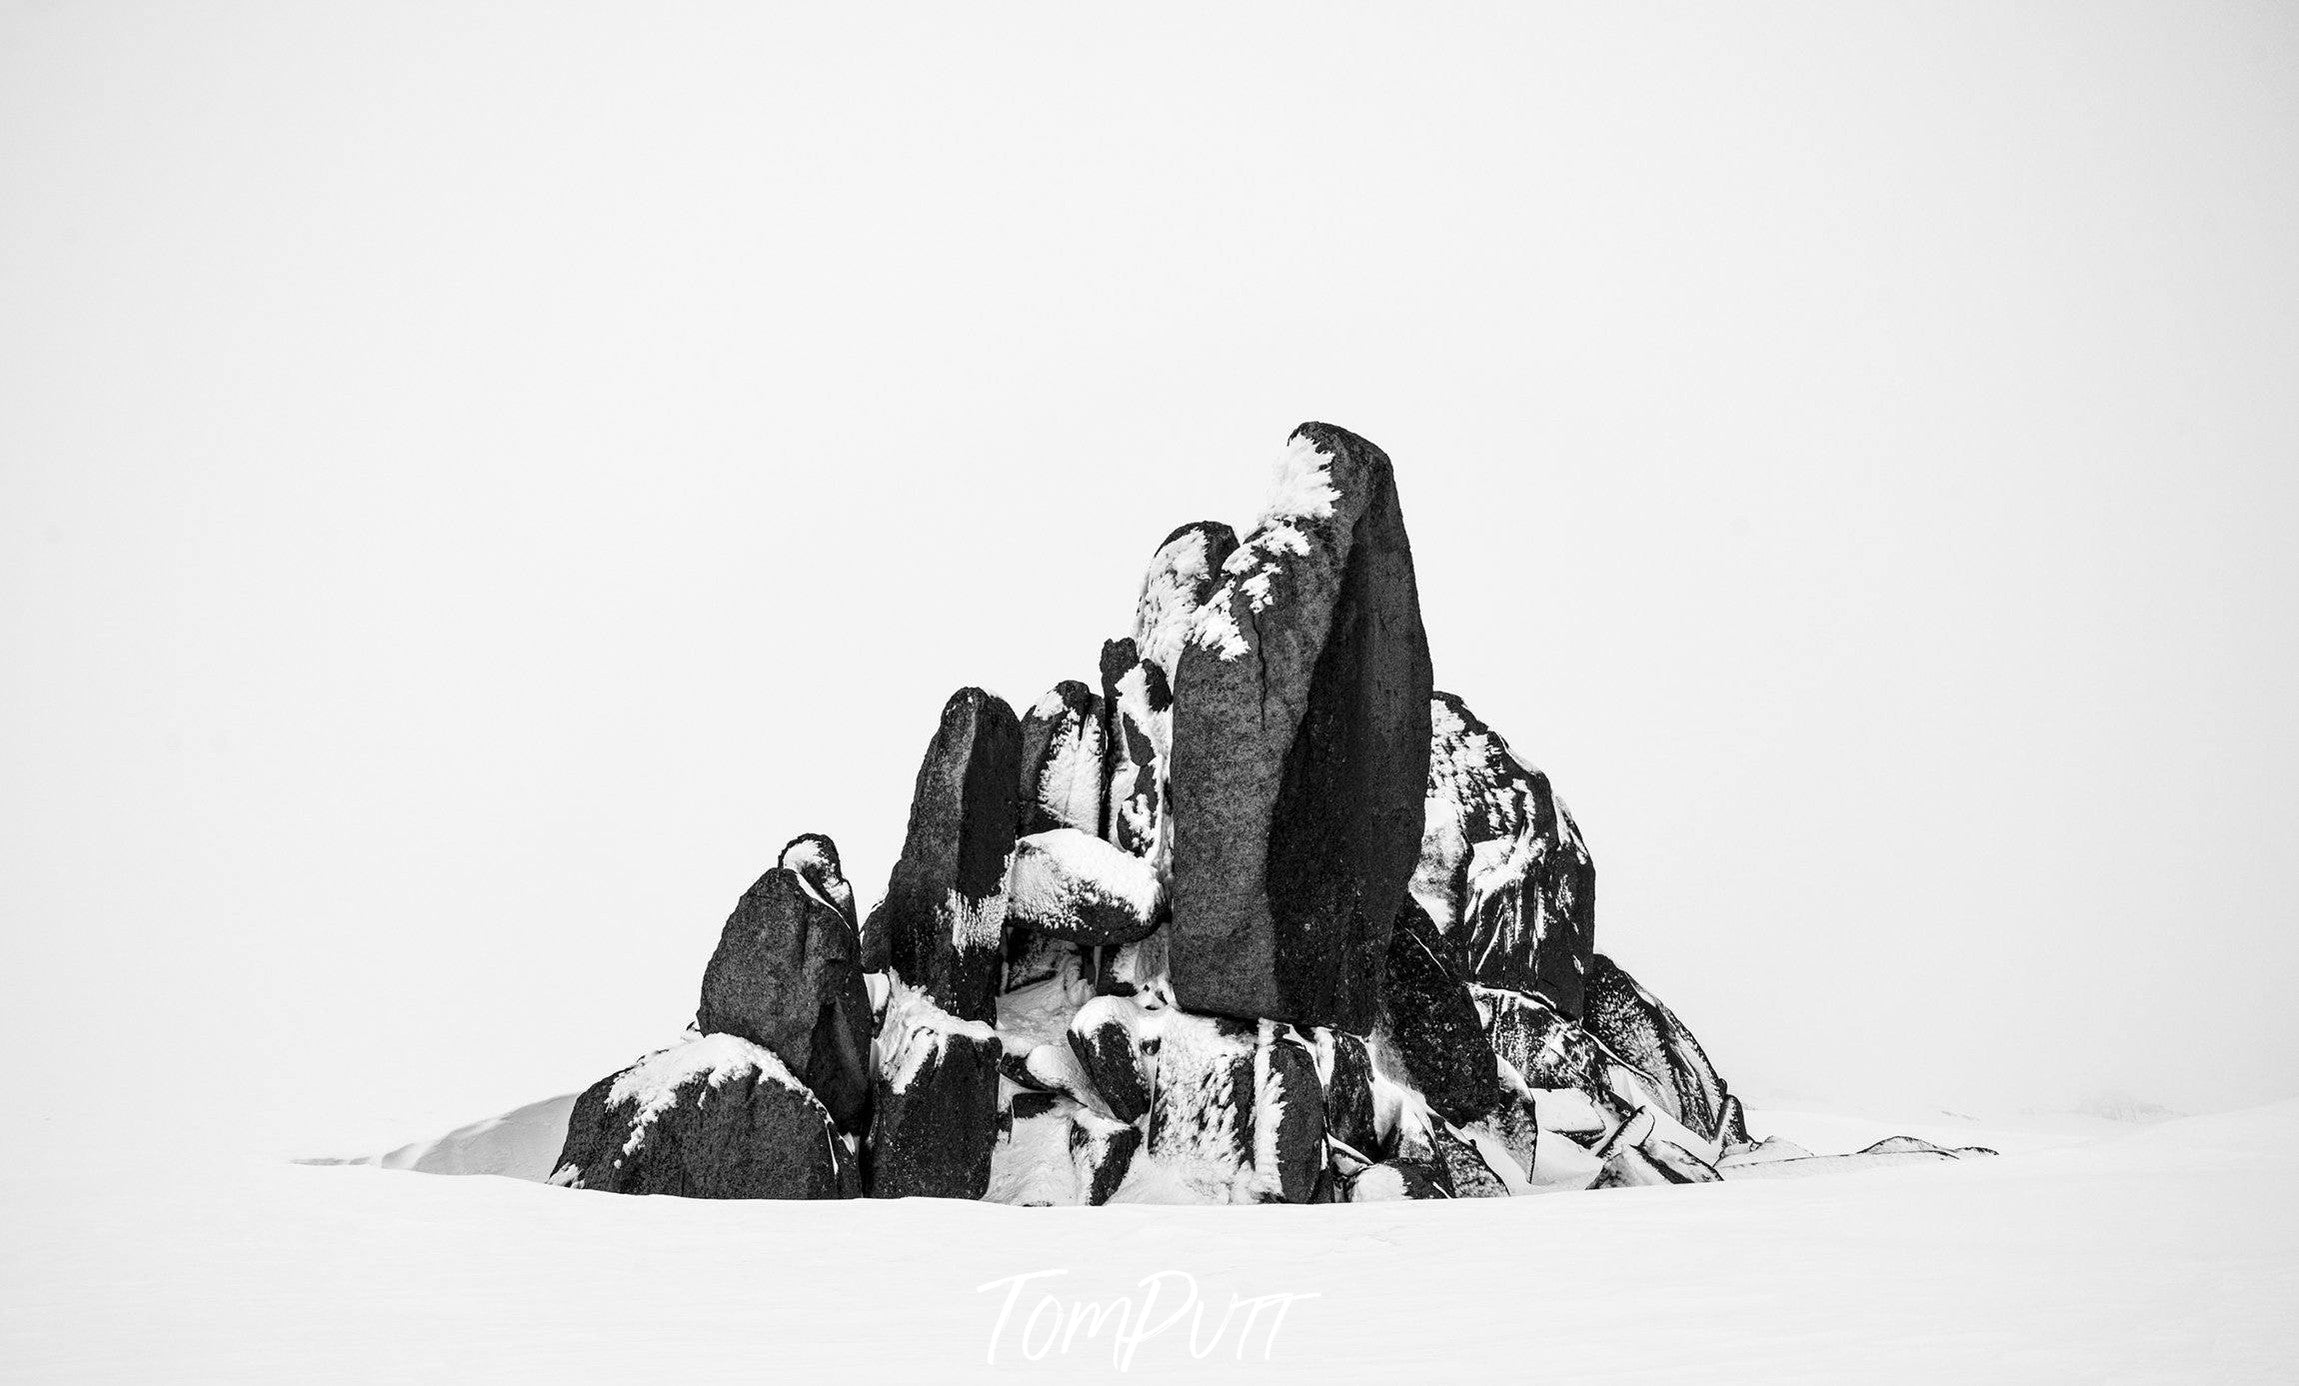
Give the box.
[694,844,874,1133]
[862,687,1021,1025]
[1583,953,1734,1142]
[1478,985,1605,1099]
[867,977,1004,1200]
[1413,691,1597,1018]
[1003,827,1163,945]
[1058,998,1326,1204]
[1016,680,1106,837]
[1168,423,1434,1032]
[1099,638,1167,861]
[777,832,858,934]
[550,1035,855,1199]
[1132,520,1240,681]
[1347,1159,1449,1201]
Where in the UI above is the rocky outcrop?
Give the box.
[534,421,1945,1207]
[1167,423,1435,1032]
[1414,692,1597,1018]
[549,1035,854,1198]
[695,839,874,1132]
[864,688,1021,1025]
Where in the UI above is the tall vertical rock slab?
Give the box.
[1413,692,1598,1018]
[863,688,1021,1025]
[1167,423,1434,1032]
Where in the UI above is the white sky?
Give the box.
[4,3,2294,1161]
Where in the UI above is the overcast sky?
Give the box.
[5,2,2295,1162]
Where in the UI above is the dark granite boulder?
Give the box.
[549,1035,854,1199]
[1017,681,1107,837]
[863,688,1021,1025]
[1413,692,1597,1018]
[1381,900,1502,1125]
[1168,423,1434,1032]
[1583,954,1732,1142]
[868,979,1005,1199]
[695,848,874,1133]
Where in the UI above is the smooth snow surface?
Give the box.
[7,1100,2292,1382]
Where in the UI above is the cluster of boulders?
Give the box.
[549,422,1987,1203]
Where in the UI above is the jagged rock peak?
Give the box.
[1414,691,1597,1018]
